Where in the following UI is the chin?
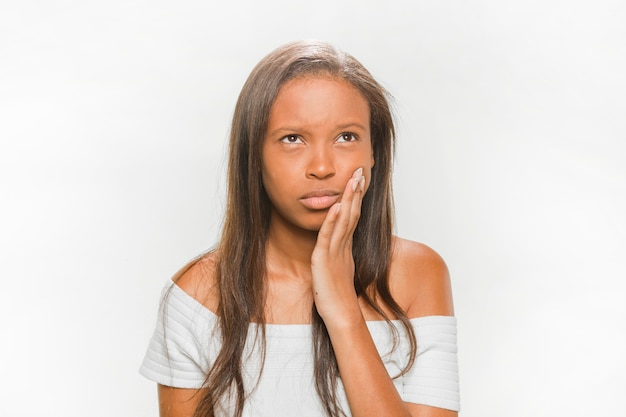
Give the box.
[293,211,329,233]
[271,208,325,233]
[294,219,324,233]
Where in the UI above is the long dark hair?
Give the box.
[191,40,417,417]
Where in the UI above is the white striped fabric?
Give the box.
[139,282,460,415]
[403,316,460,411]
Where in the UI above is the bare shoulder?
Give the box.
[173,251,220,313]
[389,236,454,318]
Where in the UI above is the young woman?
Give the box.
[140,40,460,417]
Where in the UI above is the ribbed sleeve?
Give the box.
[402,316,460,411]
[139,283,216,388]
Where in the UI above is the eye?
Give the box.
[336,132,358,143]
[280,134,303,144]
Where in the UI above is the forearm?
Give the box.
[326,317,411,417]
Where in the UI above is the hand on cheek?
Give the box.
[310,167,366,328]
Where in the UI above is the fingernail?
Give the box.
[352,178,358,192]
[359,176,365,192]
[353,167,363,178]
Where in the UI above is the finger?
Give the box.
[346,175,365,236]
[340,174,364,247]
[316,202,342,250]
[329,169,362,248]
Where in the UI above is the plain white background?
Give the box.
[1,1,625,416]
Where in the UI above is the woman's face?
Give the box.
[262,76,374,232]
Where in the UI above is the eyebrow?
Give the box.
[336,122,368,131]
[267,127,301,136]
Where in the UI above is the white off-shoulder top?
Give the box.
[140,282,460,416]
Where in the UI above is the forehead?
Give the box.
[276,75,366,101]
[268,76,370,125]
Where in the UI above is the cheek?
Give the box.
[261,170,279,199]
[359,146,375,181]
[261,152,279,188]
[261,166,297,204]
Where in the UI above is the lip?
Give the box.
[299,189,341,210]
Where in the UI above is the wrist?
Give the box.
[318,302,365,333]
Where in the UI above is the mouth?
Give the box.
[299,190,341,210]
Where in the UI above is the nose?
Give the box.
[306,145,335,180]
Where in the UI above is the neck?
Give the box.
[265,210,319,281]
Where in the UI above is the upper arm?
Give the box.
[152,255,218,417]
[390,238,454,318]
[405,403,458,417]
[390,239,459,416]
[158,385,205,417]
